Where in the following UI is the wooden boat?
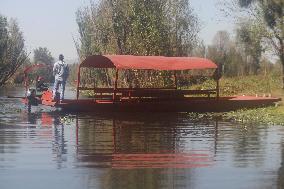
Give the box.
[36,55,280,112]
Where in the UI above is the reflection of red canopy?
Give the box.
[80,55,217,70]
[111,153,212,169]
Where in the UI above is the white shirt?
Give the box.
[53,60,69,81]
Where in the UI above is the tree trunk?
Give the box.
[282,56,284,89]
[280,38,284,89]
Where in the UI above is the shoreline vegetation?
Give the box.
[191,74,284,125]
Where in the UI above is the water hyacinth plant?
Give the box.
[223,107,284,126]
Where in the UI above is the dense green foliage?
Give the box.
[190,74,281,96]
[76,0,199,57]
[236,21,264,74]
[75,0,200,87]
[0,15,28,86]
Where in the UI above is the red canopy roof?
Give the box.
[80,55,217,71]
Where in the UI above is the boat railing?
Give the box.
[77,87,217,101]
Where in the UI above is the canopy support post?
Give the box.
[113,69,119,101]
[216,79,220,99]
[92,70,96,99]
[174,71,178,89]
[24,73,28,98]
[76,66,81,100]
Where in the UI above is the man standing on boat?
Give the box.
[52,54,69,101]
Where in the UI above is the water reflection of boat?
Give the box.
[38,55,280,112]
[74,113,216,169]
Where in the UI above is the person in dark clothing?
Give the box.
[36,76,48,92]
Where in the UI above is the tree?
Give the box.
[0,15,28,86]
[76,0,199,57]
[236,20,265,74]
[210,30,231,75]
[207,30,253,77]
[33,47,54,82]
[235,0,284,88]
[75,0,200,87]
[192,40,206,57]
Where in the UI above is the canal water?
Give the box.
[1,87,284,189]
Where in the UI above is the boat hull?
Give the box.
[46,96,281,112]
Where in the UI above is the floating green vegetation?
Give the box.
[60,114,76,124]
[186,105,284,126]
[223,106,284,125]
[186,112,221,121]
[0,102,22,114]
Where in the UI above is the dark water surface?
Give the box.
[1,87,284,189]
